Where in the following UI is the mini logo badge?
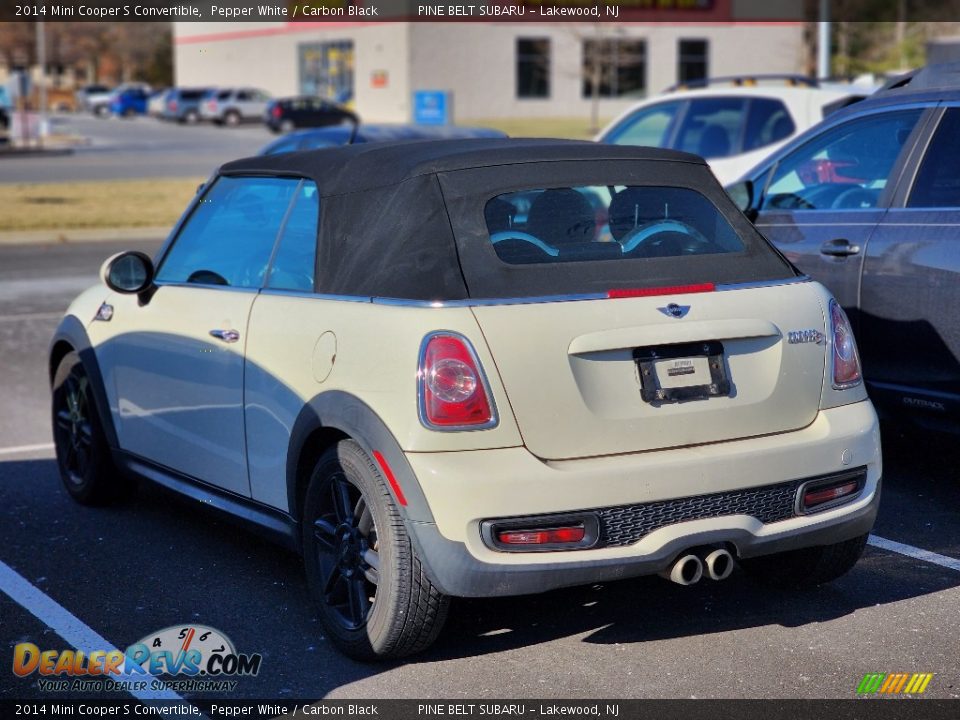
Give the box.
[658,303,690,319]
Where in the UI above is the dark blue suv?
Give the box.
[729,63,960,434]
[109,87,149,117]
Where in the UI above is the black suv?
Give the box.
[729,63,960,434]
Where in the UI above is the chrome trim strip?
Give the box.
[152,281,260,294]
[714,275,811,292]
[259,288,372,303]
[249,276,812,308]
[417,330,499,432]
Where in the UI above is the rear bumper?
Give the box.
[403,400,881,597]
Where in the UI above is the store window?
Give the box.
[299,40,355,104]
[678,39,709,85]
[582,39,647,99]
[517,38,551,99]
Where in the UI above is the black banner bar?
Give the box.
[1,699,959,720]
[4,0,960,24]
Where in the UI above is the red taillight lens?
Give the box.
[803,480,859,509]
[498,526,586,545]
[207,101,216,111]
[168,100,177,111]
[830,299,862,388]
[271,105,282,119]
[419,333,495,428]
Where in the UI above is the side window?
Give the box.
[761,109,923,211]
[744,98,795,151]
[673,97,747,159]
[156,177,299,288]
[604,101,682,147]
[908,109,960,208]
[237,90,253,101]
[266,181,320,291]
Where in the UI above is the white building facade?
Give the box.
[173,22,805,123]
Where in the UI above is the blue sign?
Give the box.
[413,90,451,126]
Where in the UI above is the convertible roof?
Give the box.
[220,138,705,196]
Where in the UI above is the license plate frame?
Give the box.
[634,340,731,404]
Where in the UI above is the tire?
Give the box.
[184,110,198,124]
[51,352,127,505]
[223,110,241,127]
[741,533,869,590]
[94,105,109,118]
[302,440,449,660]
[280,119,295,133]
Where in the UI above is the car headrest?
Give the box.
[526,189,595,246]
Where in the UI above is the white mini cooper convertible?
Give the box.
[50,139,881,659]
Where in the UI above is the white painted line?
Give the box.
[0,311,64,323]
[0,442,55,456]
[868,534,960,573]
[0,558,194,711]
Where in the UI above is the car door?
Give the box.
[751,107,928,315]
[859,106,960,420]
[93,176,300,496]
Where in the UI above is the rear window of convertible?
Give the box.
[485,186,744,265]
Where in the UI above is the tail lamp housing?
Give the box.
[830,299,862,389]
[482,514,600,552]
[418,331,497,430]
[796,468,867,515]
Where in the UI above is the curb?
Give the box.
[0,226,170,246]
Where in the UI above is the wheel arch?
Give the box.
[287,390,435,525]
[49,315,119,450]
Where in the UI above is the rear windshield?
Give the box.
[179,90,207,101]
[485,186,744,265]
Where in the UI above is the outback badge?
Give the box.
[658,303,691,319]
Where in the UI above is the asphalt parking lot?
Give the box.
[0,239,958,703]
[1,113,276,183]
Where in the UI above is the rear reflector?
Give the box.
[608,283,715,299]
[803,480,859,510]
[497,526,586,546]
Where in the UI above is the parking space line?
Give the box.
[0,443,55,456]
[868,534,960,573]
[0,559,189,706]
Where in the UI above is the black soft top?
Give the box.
[220,138,705,196]
[215,139,792,301]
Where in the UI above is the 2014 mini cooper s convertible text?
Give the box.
[50,139,881,659]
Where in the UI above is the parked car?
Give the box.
[147,88,170,117]
[51,139,880,661]
[201,87,272,126]
[75,84,112,114]
[728,62,960,434]
[90,83,150,117]
[265,96,357,133]
[259,123,507,154]
[160,87,215,124]
[109,86,150,117]
[597,76,866,184]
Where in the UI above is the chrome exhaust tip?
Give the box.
[703,548,735,581]
[660,554,703,585]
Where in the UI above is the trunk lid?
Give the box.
[472,281,826,460]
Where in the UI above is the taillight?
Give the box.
[830,299,861,389]
[608,283,714,299]
[498,526,586,546]
[418,332,496,429]
[168,100,177,111]
[271,105,282,119]
[207,101,216,111]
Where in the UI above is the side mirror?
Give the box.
[100,251,155,294]
[726,179,758,223]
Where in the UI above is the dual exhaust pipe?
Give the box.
[660,547,734,586]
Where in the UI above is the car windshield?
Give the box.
[485,185,744,265]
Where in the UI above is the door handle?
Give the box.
[820,238,861,257]
[209,329,240,343]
